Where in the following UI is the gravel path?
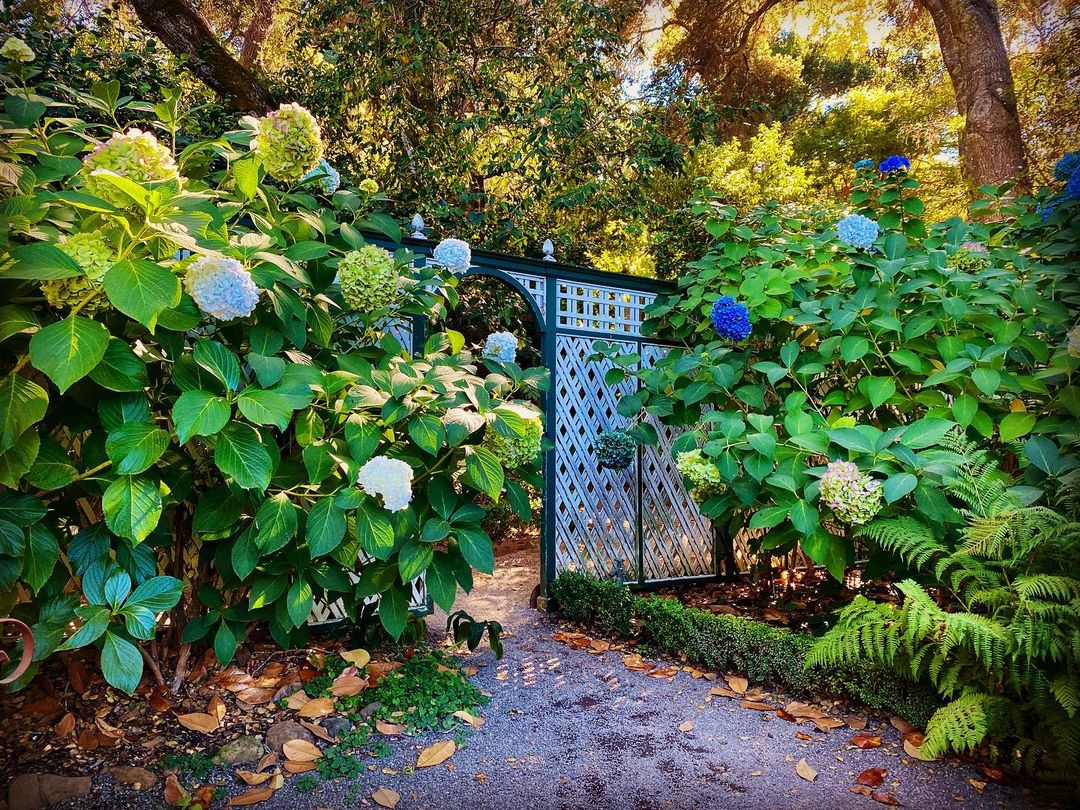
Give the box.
[61,550,1032,809]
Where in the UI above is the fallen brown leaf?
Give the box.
[286,690,311,711]
[794,732,812,741]
[236,770,272,786]
[256,753,277,773]
[227,787,274,806]
[367,661,402,684]
[95,716,124,739]
[300,720,335,742]
[709,686,738,698]
[890,716,916,735]
[208,694,226,723]
[372,787,400,808]
[341,648,371,668]
[76,727,99,750]
[775,709,797,722]
[282,760,317,774]
[678,720,693,732]
[177,712,219,733]
[56,712,75,737]
[740,700,774,711]
[282,739,323,762]
[297,697,335,719]
[622,654,649,671]
[588,639,610,654]
[850,734,882,749]
[845,715,868,730]
[163,774,188,806]
[902,732,936,761]
[871,791,902,806]
[329,675,367,697]
[376,720,406,736]
[856,768,887,787]
[795,758,818,782]
[453,710,485,728]
[416,739,456,768]
[726,675,748,694]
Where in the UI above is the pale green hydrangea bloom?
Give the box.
[81,129,180,206]
[1,37,34,62]
[41,232,114,314]
[337,245,398,311]
[252,103,323,182]
[359,178,379,194]
[675,449,725,503]
[484,411,543,469]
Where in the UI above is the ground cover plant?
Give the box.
[0,53,545,695]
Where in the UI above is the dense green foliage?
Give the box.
[549,570,941,725]
[810,434,1080,778]
[596,164,1079,581]
[0,60,546,692]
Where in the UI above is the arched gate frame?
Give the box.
[371,236,719,596]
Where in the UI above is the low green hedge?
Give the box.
[549,571,939,726]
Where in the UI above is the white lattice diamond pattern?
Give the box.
[639,344,715,580]
[554,335,638,578]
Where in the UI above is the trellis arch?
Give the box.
[371,233,719,596]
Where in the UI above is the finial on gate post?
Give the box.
[410,213,425,239]
[542,238,555,262]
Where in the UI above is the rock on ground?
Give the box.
[210,734,263,766]
[7,774,91,810]
[266,720,315,755]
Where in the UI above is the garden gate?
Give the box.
[372,229,718,595]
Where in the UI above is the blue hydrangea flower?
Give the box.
[710,296,751,341]
[878,155,911,174]
[303,158,340,194]
[837,213,879,250]
[483,331,518,364]
[432,238,471,273]
[185,256,260,320]
[1054,152,1080,182]
[1038,198,1060,221]
[1066,167,1080,200]
[854,159,875,171]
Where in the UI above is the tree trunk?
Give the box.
[917,0,1028,191]
[128,0,277,114]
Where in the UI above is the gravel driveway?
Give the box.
[63,550,1032,809]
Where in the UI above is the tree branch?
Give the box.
[128,0,277,113]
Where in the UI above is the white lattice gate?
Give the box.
[366,235,718,591]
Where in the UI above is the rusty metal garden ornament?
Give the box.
[0,617,34,685]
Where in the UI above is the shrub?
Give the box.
[593,160,1079,580]
[0,63,546,691]
[551,571,939,726]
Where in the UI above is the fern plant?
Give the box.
[809,433,1080,781]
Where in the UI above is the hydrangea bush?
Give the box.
[594,160,1079,579]
[0,73,546,692]
[595,429,636,471]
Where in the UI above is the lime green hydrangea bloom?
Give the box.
[1,37,34,62]
[252,103,323,182]
[40,232,114,314]
[484,412,543,469]
[675,449,725,504]
[80,129,180,206]
[359,178,379,194]
[337,245,398,311]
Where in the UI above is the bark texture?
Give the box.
[917,0,1029,190]
[128,0,277,113]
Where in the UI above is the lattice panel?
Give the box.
[639,344,715,581]
[505,272,547,320]
[553,335,639,579]
[555,282,654,335]
[309,550,427,626]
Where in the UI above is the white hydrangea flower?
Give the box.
[184,256,260,320]
[358,456,414,512]
[432,238,471,273]
[483,331,517,364]
[1,37,34,62]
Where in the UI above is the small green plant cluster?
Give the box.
[160,752,215,782]
[549,570,940,726]
[810,434,1080,781]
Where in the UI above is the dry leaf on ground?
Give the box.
[795,758,818,782]
[678,720,693,732]
[297,697,335,719]
[236,770,272,786]
[329,675,367,697]
[56,712,75,736]
[282,739,323,762]
[208,694,226,722]
[850,734,883,749]
[286,690,311,710]
[453,710,485,728]
[902,731,936,761]
[164,774,188,806]
[726,675,748,694]
[282,760,317,774]
[372,787,400,808]
[177,712,219,733]
[794,731,812,741]
[740,700,774,711]
[376,720,406,736]
[846,715,868,730]
[256,753,277,773]
[709,686,738,698]
[622,654,649,671]
[890,716,916,735]
[871,791,902,806]
[227,787,274,806]
[416,740,456,768]
[341,648,371,668]
[856,767,887,787]
[300,720,335,742]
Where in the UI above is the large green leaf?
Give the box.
[999,411,1036,442]
[194,341,242,391]
[125,575,184,611]
[103,476,163,543]
[237,387,296,431]
[455,527,494,574]
[214,424,271,491]
[286,578,313,628]
[377,585,409,639]
[105,422,169,474]
[89,338,148,392]
[173,390,230,444]
[0,373,48,454]
[306,497,346,557]
[4,243,82,280]
[464,446,504,499]
[23,523,59,593]
[355,501,395,560]
[426,553,458,612]
[100,631,143,694]
[102,259,181,330]
[254,493,298,553]
[29,315,110,393]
